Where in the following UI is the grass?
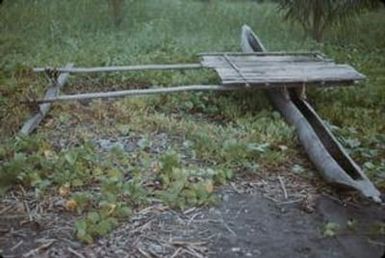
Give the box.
[0,0,384,243]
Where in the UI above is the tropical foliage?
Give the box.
[279,0,381,41]
[108,0,125,26]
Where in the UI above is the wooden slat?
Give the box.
[202,60,335,68]
[20,63,74,135]
[200,53,365,89]
[218,66,363,81]
[215,64,351,75]
[221,80,357,89]
[220,72,364,82]
[198,51,326,57]
[222,54,249,86]
[201,55,329,67]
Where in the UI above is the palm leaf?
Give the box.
[278,0,381,41]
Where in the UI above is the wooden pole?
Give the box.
[33,63,203,74]
[33,85,245,104]
[20,63,74,135]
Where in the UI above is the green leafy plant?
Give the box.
[75,211,119,244]
[323,222,340,237]
[279,0,381,42]
[155,152,232,210]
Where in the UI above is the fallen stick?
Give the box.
[33,63,202,74]
[33,85,247,104]
[278,175,289,199]
[20,63,74,135]
[23,239,56,257]
[10,240,24,252]
[67,247,86,258]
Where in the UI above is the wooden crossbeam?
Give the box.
[198,51,329,59]
[33,63,203,74]
[32,85,244,104]
[222,54,250,87]
[20,63,74,135]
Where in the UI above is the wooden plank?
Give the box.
[214,64,353,75]
[212,61,365,84]
[221,80,357,89]
[222,54,249,86]
[203,55,323,62]
[202,62,336,70]
[201,55,330,67]
[198,51,326,57]
[202,61,335,68]
[20,63,74,135]
[220,72,364,82]
[33,63,203,74]
[218,71,364,82]
[218,67,364,83]
[204,58,335,68]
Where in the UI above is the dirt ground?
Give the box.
[1,126,384,258]
[1,177,384,258]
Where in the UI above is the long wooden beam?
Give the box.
[33,63,203,74]
[33,85,243,104]
[20,63,74,135]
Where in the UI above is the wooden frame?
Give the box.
[19,25,380,203]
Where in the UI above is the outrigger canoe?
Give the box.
[240,25,381,203]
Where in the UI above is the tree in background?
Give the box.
[108,0,125,27]
[279,0,382,42]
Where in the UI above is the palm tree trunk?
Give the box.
[108,0,125,27]
[312,0,324,42]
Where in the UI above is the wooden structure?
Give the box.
[240,25,380,203]
[22,25,381,203]
[20,63,73,135]
[31,52,364,104]
[201,52,364,88]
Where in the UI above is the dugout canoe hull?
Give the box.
[240,25,381,203]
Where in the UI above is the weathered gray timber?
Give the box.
[20,63,74,135]
[35,85,244,104]
[240,25,380,202]
[33,63,202,74]
[25,26,381,202]
[201,53,365,89]
[30,51,365,104]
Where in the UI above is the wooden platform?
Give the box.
[200,52,365,88]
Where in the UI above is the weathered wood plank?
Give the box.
[20,63,74,135]
[199,51,327,57]
[202,61,336,68]
[201,52,365,89]
[215,64,358,74]
[201,55,330,67]
[204,58,335,68]
[221,80,357,89]
[219,73,364,82]
[217,66,364,83]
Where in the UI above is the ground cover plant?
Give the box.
[0,0,384,248]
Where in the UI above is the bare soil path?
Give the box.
[1,118,384,257]
[1,184,384,258]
